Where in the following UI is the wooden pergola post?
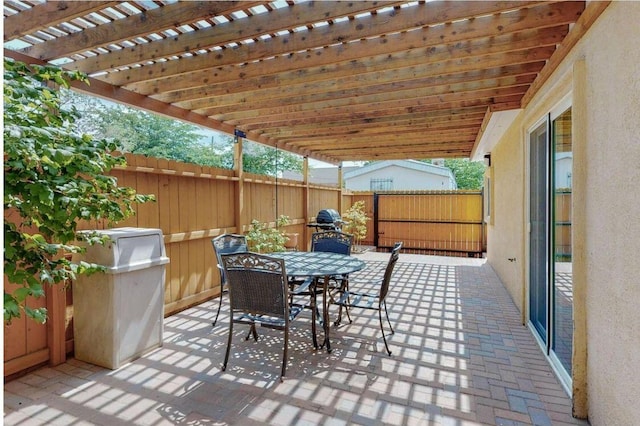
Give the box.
[302,156,310,251]
[233,133,244,234]
[337,163,344,215]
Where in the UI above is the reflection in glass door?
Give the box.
[552,108,573,376]
[528,105,574,391]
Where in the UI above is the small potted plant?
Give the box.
[245,216,288,253]
[278,215,299,250]
[342,201,369,253]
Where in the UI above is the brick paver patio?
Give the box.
[4,253,588,425]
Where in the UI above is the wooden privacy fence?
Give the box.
[352,191,486,257]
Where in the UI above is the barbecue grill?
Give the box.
[308,209,345,231]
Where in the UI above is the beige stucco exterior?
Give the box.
[485,3,640,424]
[485,113,526,316]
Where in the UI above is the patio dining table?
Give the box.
[271,251,366,352]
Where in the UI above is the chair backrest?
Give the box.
[221,252,288,319]
[311,230,353,255]
[212,234,248,281]
[379,242,403,302]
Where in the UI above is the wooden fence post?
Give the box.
[373,192,379,248]
[46,282,67,366]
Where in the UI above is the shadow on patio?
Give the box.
[4,253,587,426]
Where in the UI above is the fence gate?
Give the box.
[373,191,485,257]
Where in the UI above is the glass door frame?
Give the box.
[528,117,550,344]
[526,95,573,394]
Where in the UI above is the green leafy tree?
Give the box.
[62,91,301,175]
[242,142,303,177]
[59,90,105,138]
[3,59,154,323]
[443,158,485,190]
[61,90,228,168]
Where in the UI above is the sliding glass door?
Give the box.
[529,102,573,389]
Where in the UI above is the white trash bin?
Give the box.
[72,227,169,369]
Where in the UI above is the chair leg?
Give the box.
[338,304,352,325]
[245,324,259,341]
[383,301,394,334]
[334,303,345,326]
[212,289,224,327]
[342,279,352,324]
[378,308,392,356]
[316,305,323,326]
[281,327,289,381]
[310,290,318,349]
[333,279,352,326]
[313,280,324,327]
[222,320,234,371]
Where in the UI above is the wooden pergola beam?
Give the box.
[221,87,528,125]
[120,2,582,94]
[3,1,117,41]
[70,1,404,74]
[22,2,257,61]
[177,58,546,112]
[244,107,490,132]
[96,1,542,87]
[265,118,485,140]
[197,74,537,118]
[294,131,479,148]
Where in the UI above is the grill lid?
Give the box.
[316,209,342,224]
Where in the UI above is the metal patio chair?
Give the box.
[220,252,310,380]
[331,242,403,355]
[288,231,354,323]
[211,234,248,326]
[310,230,354,321]
[311,230,353,255]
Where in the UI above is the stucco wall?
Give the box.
[577,4,640,424]
[485,112,526,315]
[488,3,640,423]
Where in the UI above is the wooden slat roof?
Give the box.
[4,1,590,164]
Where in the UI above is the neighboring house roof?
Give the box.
[282,160,457,188]
[344,159,455,181]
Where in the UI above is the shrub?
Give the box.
[3,59,153,324]
[245,217,288,253]
[342,201,369,249]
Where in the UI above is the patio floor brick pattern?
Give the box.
[4,253,588,425]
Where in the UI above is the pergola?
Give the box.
[3,0,603,164]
